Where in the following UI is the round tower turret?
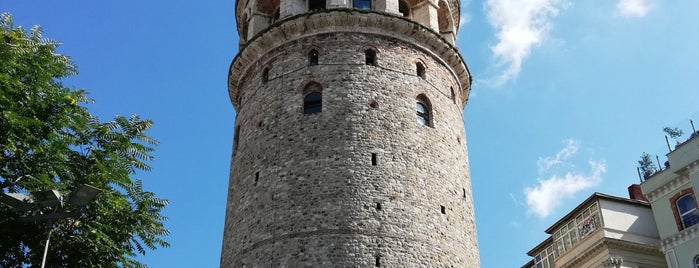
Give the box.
[221,0,478,266]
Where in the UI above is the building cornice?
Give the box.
[558,238,659,268]
[660,223,699,251]
[644,175,690,202]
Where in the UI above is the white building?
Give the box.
[523,190,665,268]
[640,132,699,268]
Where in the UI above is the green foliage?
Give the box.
[0,13,168,267]
[637,152,657,180]
[663,127,684,139]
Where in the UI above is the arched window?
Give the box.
[309,49,319,66]
[303,82,323,114]
[677,194,698,229]
[694,255,699,268]
[399,0,410,17]
[262,67,270,84]
[416,95,432,126]
[354,0,371,9]
[309,0,326,11]
[304,92,322,114]
[416,62,425,78]
[365,49,376,65]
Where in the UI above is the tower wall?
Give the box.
[222,9,478,267]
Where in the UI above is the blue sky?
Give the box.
[4,0,699,267]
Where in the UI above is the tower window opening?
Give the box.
[233,126,240,155]
[309,49,319,66]
[416,62,425,78]
[303,92,322,114]
[441,205,446,214]
[450,87,456,104]
[375,256,381,267]
[255,172,260,186]
[309,0,326,11]
[273,8,280,22]
[399,0,410,17]
[371,153,377,166]
[376,202,381,210]
[462,188,466,198]
[354,0,371,9]
[415,95,432,127]
[365,49,376,65]
[262,67,270,84]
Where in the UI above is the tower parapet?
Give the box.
[222,1,478,266]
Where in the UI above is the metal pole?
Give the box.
[41,220,53,268]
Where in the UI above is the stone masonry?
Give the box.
[222,1,478,266]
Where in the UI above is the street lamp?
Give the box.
[0,184,102,268]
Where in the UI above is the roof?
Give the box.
[543,192,650,234]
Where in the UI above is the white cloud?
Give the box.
[616,0,653,18]
[524,140,606,218]
[537,139,579,173]
[485,0,565,85]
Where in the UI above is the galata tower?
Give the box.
[221,0,478,265]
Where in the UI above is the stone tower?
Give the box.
[221,0,478,265]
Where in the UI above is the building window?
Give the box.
[416,95,432,127]
[365,49,376,65]
[354,0,371,9]
[416,62,425,78]
[694,255,699,268]
[677,194,698,229]
[309,49,319,66]
[233,126,240,154]
[309,0,326,11]
[450,87,456,104]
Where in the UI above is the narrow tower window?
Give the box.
[304,92,322,114]
[415,95,432,127]
[354,0,371,9]
[399,0,410,17]
[371,153,377,166]
[416,62,425,78]
[376,202,381,210]
[255,172,259,186]
[375,256,381,267]
[233,126,240,154]
[309,0,326,11]
[441,205,446,214]
[450,87,456,104]
[309,49,319,66]
[365,49,376,65]
[262,67,270,84]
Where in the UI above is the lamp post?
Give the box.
[0,184,102,268]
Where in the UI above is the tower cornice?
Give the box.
[228,9,472,110]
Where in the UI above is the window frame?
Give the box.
[416,62,426,79]
[353,0,372,9]
[415,94,432,127]
[677,194,698,229]
[309,49,319,66]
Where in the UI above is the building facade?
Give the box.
[522,192,666,268]
[640,133,699,268]
[221,0,478,266]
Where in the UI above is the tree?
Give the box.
[0,13,168,267]
[663,127,684,140]
[637,152,657,180]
